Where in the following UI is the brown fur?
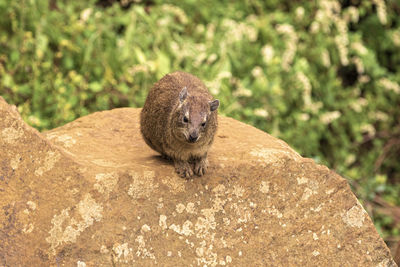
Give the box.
[140,71,219,178]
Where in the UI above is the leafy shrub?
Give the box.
[0,0,399,247]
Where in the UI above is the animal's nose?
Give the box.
[188,132,198,143]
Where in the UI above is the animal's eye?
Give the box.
[183,116,189,123]
[201,122,206,127]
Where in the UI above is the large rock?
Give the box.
[0,96,396,266]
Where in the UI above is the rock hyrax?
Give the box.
[140,71,219,178]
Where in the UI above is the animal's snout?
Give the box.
[188,132,199,143]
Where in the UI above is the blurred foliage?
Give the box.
[0,0,400,246]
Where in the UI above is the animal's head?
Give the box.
[172,87,219,144]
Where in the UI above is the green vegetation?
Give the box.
[1,0,399,247]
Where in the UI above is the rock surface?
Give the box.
[0,96,397,266]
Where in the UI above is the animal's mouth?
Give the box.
[187,137,199,143]
[187,133,199,143]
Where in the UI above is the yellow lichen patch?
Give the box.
[326,188,335,194]
[34,150,61,176]
[1,126,24,144]
[301,187,317,201]
[112,243,133,264]
[195,209,218,241]
[46,208,72,250]
[46,194,103,254]
[342,204,366,228]
[312,250,320,256]
[297,177,309,185]
[161,175,185,194]
[141,224,151,233]
[27,201,37,211]
[298,178,319,201]
[313,232,319,240]
[78,193,103,226]
[263,205,283,219]
[94,172,119,195]
[259,181,270,194]
[56,134,76,147]
[234,205,252,224]
[176,203,186,213]
[47,133,77,148]
[159,215,168,230]
[22,223,34,234]
[230,185,245,198]
[249,145,300,163]
[195,240,218,266]
[169,220,194,236]
[128,170,158,199]
[186,202,196,214]
[135,235,156,261]
[211,197,226,214]
[212,184,226,196]
[100,245,109,254]
[10,154,21,170]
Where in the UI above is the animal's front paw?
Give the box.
[194,158,208,176]
[174,160,194,178]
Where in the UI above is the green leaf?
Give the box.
[89,81,103,92]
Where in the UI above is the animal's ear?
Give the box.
[209,99,220,111]
[179,87,188,103]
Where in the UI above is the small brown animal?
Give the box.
[140,71,219,178]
